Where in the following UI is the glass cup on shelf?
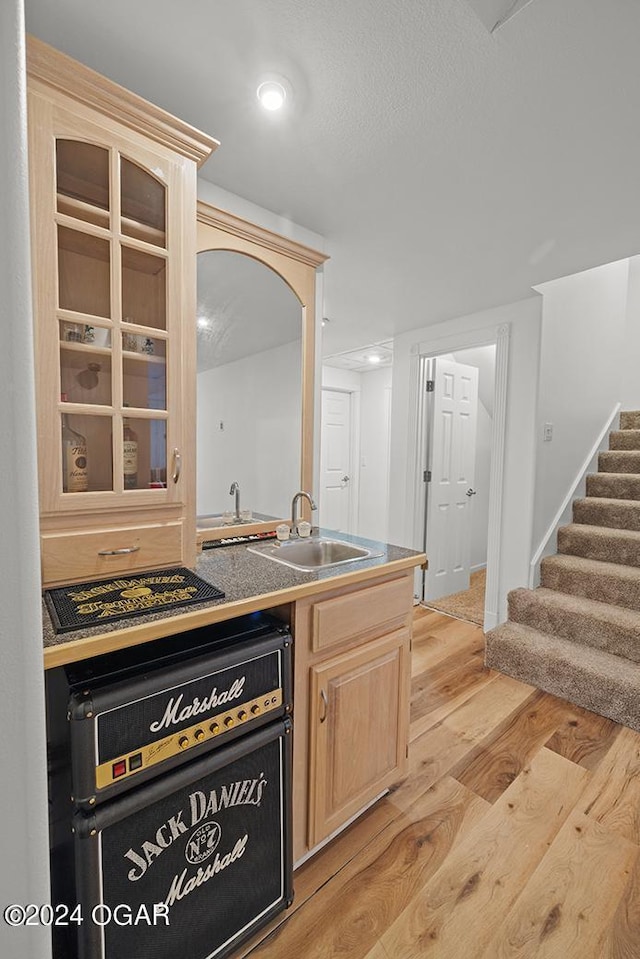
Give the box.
[149,467,165,489]
[122,331,140,352]
[92,327,111,348]
[62,322,84,343]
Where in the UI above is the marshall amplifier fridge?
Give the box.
[46,612,294,959]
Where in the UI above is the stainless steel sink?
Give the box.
[246,536,382,571]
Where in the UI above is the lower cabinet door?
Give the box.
[308,628,410,847]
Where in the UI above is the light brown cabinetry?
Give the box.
[293,570,413,859]
[27,37,217,586]
[308,628,409,844]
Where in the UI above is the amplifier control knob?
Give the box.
[238,710,247,721]
[178,736,189,749]
[209,722,220,735]
[251,704,260,715]
[224,716,234,728]
[194,729,205,742]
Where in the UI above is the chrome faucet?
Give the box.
[291,490,317,535]
[229,481,241,521]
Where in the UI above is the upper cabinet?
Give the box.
[27,37,218,587]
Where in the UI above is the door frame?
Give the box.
[407,323,510,631]
[421,355,480,603]
[320,386,361,533]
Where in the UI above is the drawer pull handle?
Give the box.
[320,689,328,723]
[97,546,140,556]
[172,448,181,484]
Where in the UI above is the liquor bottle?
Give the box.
[123,404,138,490]
[61,392,89,492]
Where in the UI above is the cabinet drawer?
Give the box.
[311,574,412,653]
[41,522,183,586]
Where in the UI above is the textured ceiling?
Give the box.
[24,0,640,355]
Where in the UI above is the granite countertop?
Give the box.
[42,529,425,667]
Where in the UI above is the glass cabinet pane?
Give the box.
[60,412,113,493]
[49,137,175,504]
[122,416,167,491]
[58,226,111,317]
[121,158,166,248]
[121,247,166,330]
[60,342,112,407]
[122,336,167,410]
[56,140,109,229]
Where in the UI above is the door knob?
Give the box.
[341,475,350,487]
[466,488,476,497]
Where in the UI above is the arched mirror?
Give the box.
[195,201,326,543]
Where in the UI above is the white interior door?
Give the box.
[320,389,353,532]
[424,358,479,602]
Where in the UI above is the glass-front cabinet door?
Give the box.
[28,37,216,586]
[38,119,183,513]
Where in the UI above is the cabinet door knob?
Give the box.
[171,448,182,484]
[319,688,328,723]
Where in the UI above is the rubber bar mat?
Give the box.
[202,530,278,549]
[45,568,225,633]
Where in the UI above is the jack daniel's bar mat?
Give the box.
[45,568,225,633]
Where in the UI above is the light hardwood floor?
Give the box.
[246,606,640,958]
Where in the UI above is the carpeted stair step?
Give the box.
[508,586,640,663]
[540,554,640,612]
[485,621,640,731]
[620,411,640,430]
[598,450,640,473]
[586,472,640,501]
[558,523,640,567]
[572,496,640,531]
[609,430,640,450]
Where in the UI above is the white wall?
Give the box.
[471,401,493,570]
[389,296,542,624]
[197,340,301,519]
[621,254,640,411]
[532,259,630,550]
[0,3,52,956]
[321,367,361,393]
[197,179,325,253]
[358,367,393,542]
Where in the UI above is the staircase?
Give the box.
[486,410,640,732]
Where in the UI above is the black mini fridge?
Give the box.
[46,613,294,959]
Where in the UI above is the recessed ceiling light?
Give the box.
[197,316,210,330]
[257,80,287,112]
[368,354,381,364]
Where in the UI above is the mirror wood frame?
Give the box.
[195,199,327,545]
